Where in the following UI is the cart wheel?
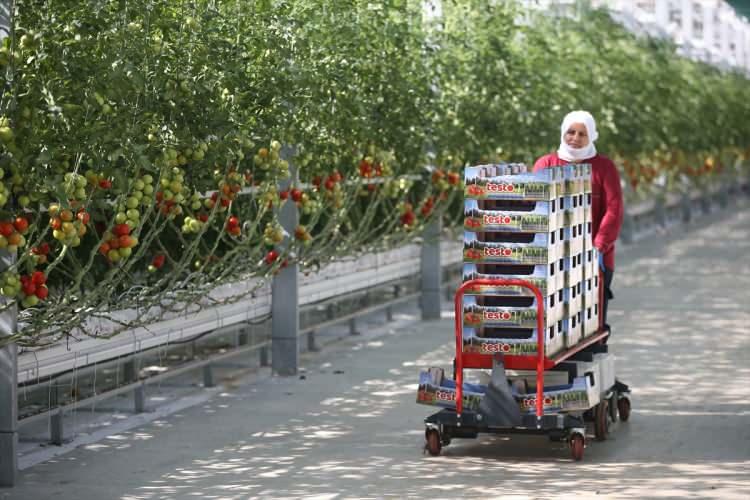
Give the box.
[618,397,631,422]
[569,434,585,461]
[426,430,442,456]
[594,400,609,441]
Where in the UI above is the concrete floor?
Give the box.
[3,201,750,499]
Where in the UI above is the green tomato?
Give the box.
[0,127,14,143]
[115,212,128,224]
[22,295,39,308]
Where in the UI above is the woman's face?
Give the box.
[564,122,589,148]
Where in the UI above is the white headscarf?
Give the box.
[557,110,598,162]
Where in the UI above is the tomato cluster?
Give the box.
[98,223,138,263]
[0,217,28,252]
[48,207,88,247]
[226,216,241,237]
[19,271,48,307]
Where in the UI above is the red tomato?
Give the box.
[152,254,166,268]
[0,222,13,237]
[13,217,29,233]
[264,250,279,264]
[118,235,133,248]
[76,210,90,224]
[22,282,36,296]
[113,223,131,237]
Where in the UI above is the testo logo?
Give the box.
[486,182,515,193]
[481,342,512,353]
[435,390,456,402]
[484,310,512,321]
[483,214,513,225]
[484,246,513,257]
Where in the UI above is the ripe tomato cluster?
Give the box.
[226,215,241,236]
[98,223,138,262]
[48,206,88,247]
[19,271,48,307]
[29,242,51,265]
[207,172,243,211]
[420,196,435,217]
[0,216,29,251]
[294,225,311,246]
[431,169,461,191]
[400,203,416,227]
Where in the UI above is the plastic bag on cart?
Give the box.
[478,355,522,427]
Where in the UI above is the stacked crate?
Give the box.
[463,163,565,357]
[415,162,604,416]
[462,163,599,359]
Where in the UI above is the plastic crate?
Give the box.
[462,262,564,297]
[464,198,564,233]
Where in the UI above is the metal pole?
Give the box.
[0,250,18,486]
[271,148,299,376]
[0,5,17,487]
[420,217,442,320]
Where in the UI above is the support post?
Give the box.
[420,217,442,320]
[134,382,146,413]
[203,364,215,388]
[49,385,64,446]
[271,148,299,376]
[654,196,667,228]
[259,345,269,367]
[237,327,248,346]
[0,249,18,486]
[307,331,318,352]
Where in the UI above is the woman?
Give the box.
[533,110,623,333]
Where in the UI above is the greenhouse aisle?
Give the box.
[2,203,750,499]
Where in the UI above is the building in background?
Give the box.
[519,0,750,74]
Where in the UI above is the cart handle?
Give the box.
[454,278,546,423]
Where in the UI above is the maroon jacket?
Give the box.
[533,152,623,270]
